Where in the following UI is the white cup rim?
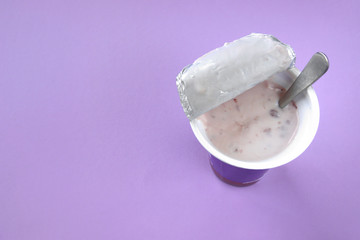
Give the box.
[190,68,320,170]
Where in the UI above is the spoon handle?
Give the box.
[279,52,329,108]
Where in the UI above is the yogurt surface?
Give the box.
[198,80,299,161]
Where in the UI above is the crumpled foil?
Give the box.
[176,33,296,120]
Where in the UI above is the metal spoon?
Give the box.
[279,52,329,108]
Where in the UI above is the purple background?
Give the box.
[1,0,359,239]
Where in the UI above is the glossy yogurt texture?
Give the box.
[198,80,299,161]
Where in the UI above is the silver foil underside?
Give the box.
[176,33,296,120]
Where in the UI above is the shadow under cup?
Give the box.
[190,68,320,186]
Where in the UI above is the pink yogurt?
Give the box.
[198,80,299,161]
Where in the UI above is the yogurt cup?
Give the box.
[190,68,320,186]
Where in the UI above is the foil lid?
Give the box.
[176,33,296,120]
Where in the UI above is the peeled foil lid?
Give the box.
[176,33,296,120]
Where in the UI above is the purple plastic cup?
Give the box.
[209,154,269,186]
[190,68,320,186]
